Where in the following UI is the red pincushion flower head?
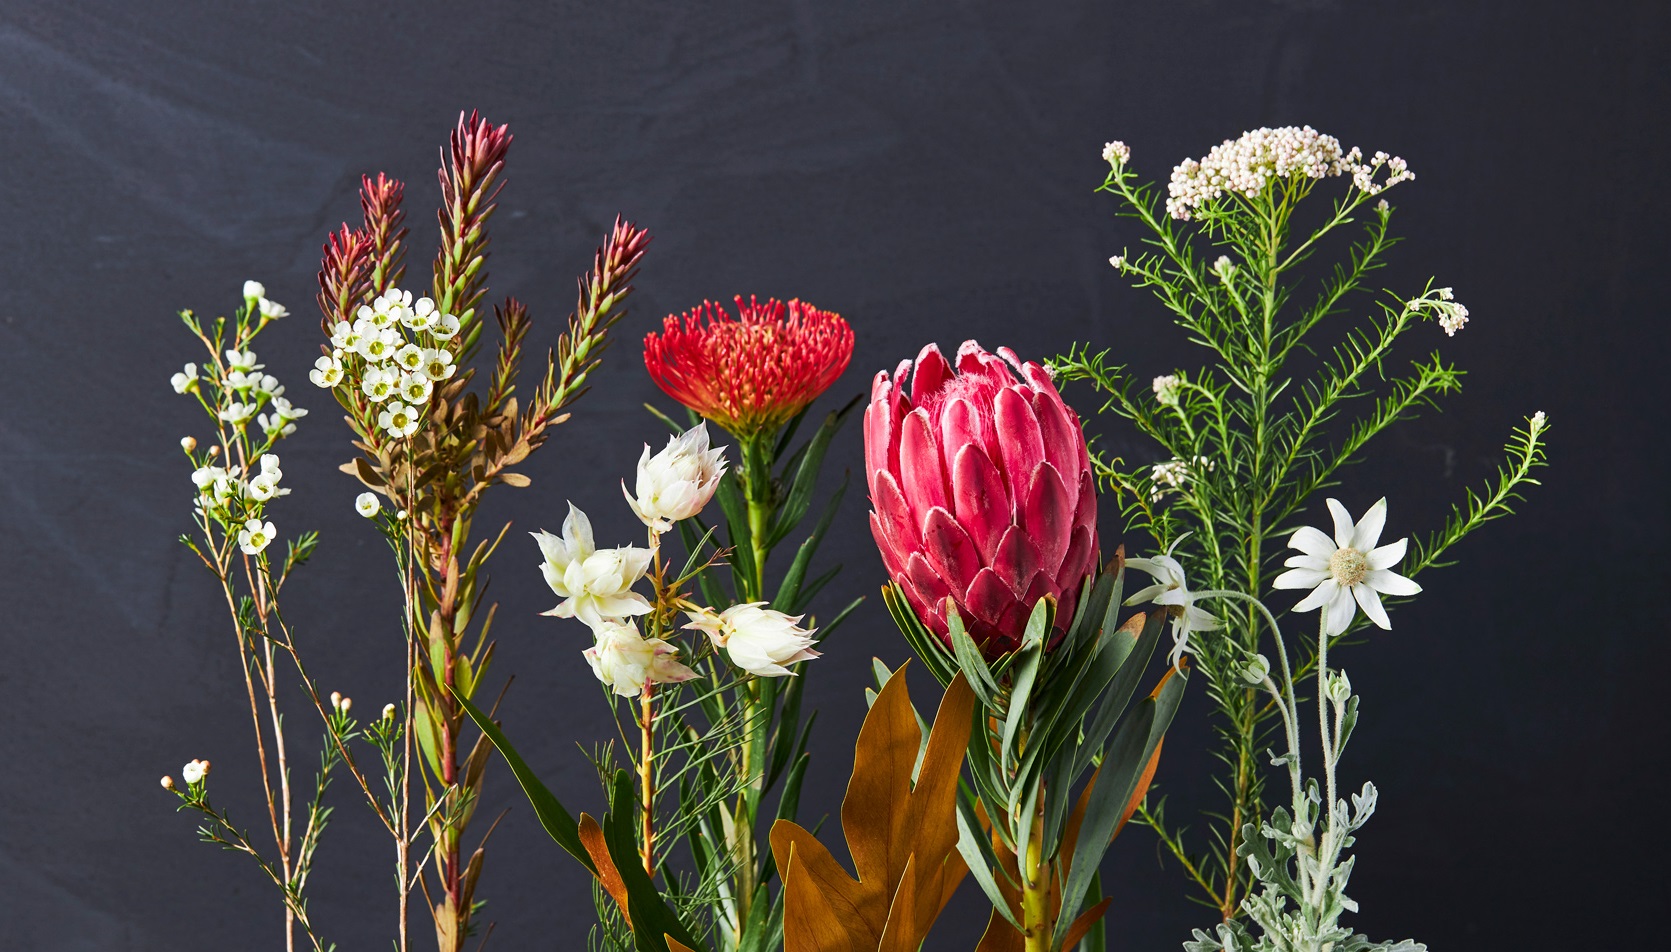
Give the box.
[644,296,854,438]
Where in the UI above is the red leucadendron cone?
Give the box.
[865,341,1098,657]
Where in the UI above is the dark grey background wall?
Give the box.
[1,1,1664,949]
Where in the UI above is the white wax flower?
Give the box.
[310,355,344,388]
[171,363,199,394]
[685,602,819,678]
[247,472,285,501]
[533,504,654,628]
[393,343,426,372]
[422,348,456,381]
[355,492,381,518]
[583,619,697,698]
[268,397,306,422]
[258,298,288,319]
[378,401,420,438]
[358,327,400,363]
[624,423,728,532]
[181,759,210,784]
[403,298,438,331]
[1272,498,1421,635]
[244,280,266,300]
[219,402,257,424]
[1125,543,1221,669]
[225,349,262,372]
[398,372,433,405]
[331,321,360,351]
[429,314,461,340]
[239,518,277,555]
[362,366,396,403]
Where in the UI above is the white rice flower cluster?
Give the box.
[315,288,461,439]
[1150,454,1215,500]
[1102,140,1131,167]
[1165,126,1414,220]
[1212,255,1235,282]
[1152,374,1183,406]
[1408,286,1470,336]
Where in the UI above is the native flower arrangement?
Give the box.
[458,295,859,952]
[1048,126,1550,942]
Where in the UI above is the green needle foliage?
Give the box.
[1050,129,1550,924]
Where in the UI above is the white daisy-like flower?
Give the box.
[397,372,433,405]
[1125,540,1221,669]
[422,348,456,381]
[225,349,262,373]
[171,363,199,394]
[1272,498,1421,635]
[361,366,396,402]
[238,518,277,555]
[355,492,381,518]
[378,401,421,438]
[258,298,289,320]
[532,504,654,628]
[428,313,461,340]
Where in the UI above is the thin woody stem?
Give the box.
[639,682,656,875]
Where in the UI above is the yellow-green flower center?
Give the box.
[1329,547,1368,586]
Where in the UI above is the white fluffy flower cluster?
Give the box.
[1409,286,1470,336]
[1101,140,1131,167]
[1150,455,1214,499]
[1165,126,1414,220]
[535,425,819,695]
[314,288,460,439]
[1152,374,1182,406]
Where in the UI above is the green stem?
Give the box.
[1021,805,1049,952]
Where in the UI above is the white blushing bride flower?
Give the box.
[533,504,654,627]
[1273,497,1421,635]
[684,603,819,678]
[583,619,697,698]
[624,423,728,532]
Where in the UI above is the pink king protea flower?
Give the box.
[865,341,1098,657]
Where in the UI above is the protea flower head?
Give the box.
[644,296,854,438]
[865,341,1098,657]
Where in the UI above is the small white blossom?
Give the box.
[624,424,728,532]
[1529,410,1548,431]
[1410,292,1470,336]
[381,703,397,721]
[244,281,266,301]
[181,758,211,784]
[191,464,226,490]
[378,401,420,438]
[251,374,283,397]
[171,363,200,394]
[1272,498,1421,635]
[225,349,262,373]
[258,298,289,320]
[684,603,820,678]
[1213,255,1235,281]
[403,298,439,332]
[238,518,277,555]
[1109,255,1126,270]
[1102,140,1131,166]
[362,366,397,403]
[1375,198,1390,214]
[247,472,287,501]
[225,370,261,392]
[584,619,698,697]
[429,313,461,340]
[1125,542,1221,669]
[180,436,197,452]
[356,492,381,517]
[1165,126,1413,220]
[269,397,306,422]
[358,326,400,363]
[533,504,654,628]
[219,402,257,424]
[330,321,358,351]
[422,348,457,381]
[393,343,426,372]
[398,372,433,405]
[1152,374,1182,406]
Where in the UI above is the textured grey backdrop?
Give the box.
[1,1,1664,949]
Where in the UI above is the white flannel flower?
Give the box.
[243,281,266,301]
[422,348,456,381]
[397,372,433,405]
[403,297,439,331]
[583,620,698,698]
[1273,498,1421,635]
[171,363,200,394]
[258,298,289,320]
[361,366,397,402]
[624,424,728,532]
[1125,541,1221,669]
[684,603,820,678]
[238,518,277,555]
[532,504,654,628]
[181,758,211,784]
[355,492,381,518]
[378,401,421,438]
[393,343,426,372]
[358,326,400,363]
[428,313,461,340]
[225,349,262,372]
[219,402,257,424]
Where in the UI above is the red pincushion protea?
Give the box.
[644,296,854,437]
[865,341,1099,657]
